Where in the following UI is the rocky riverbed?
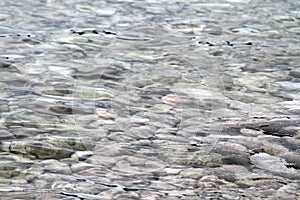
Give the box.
[0,0,300,199]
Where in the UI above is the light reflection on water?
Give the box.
[0,0,299,198]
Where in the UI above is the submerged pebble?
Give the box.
[0,0,299,199]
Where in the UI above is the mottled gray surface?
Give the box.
[0,0,300,199]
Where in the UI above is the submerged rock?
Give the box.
[250,153,300,179]
[0,136,95,160]
[0,141,74,159]
[1,0,300,199]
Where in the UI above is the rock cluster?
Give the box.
[0,0,299,199]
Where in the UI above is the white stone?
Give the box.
[250,153,299,174]
[96,7,117,16]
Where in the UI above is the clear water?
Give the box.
[0,0,299,199]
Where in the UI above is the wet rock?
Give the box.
[0,135,94,160]
[197,175,219,188]
[41,159,72,174]
[162,167,182,175]
[250,153,300,179]
[202,26,223,35]
[149,180,177,190]
[226,118,300,137]
[48,65,76,77]
[211,169,236,182]
[277,81,300,91]
[0,185,26,192]
[96,7,117,17]
[72,150,93,161]
[289,69,300,78]
[1,0,300,198]
[5,141,74,159]
[179,168,206,179]
[162,150,224,168]
[230,27,260,34]
[274,183,300,199]
[161,94,191,106]
[0,62,17,71]
[0,130,15,140]
[49,105,74,114]
[96,108,116,120]
[107,131,136,142]
[0,155,33,179]
[38,136,95,151]
[278,152,300,170]
[126,126,155,139]
[51,179,99,194]
[221,165,249,174]
[212,142,250,166]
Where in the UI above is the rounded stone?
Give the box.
[95,7,117,16]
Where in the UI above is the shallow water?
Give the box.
[0,0,300,199]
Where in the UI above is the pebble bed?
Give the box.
[0,0,300,199]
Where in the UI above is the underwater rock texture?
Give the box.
[0,0,299,199]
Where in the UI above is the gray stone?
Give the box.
[1,0,300,199]
[250,153,300,179]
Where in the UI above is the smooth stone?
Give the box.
[231,27,260,34]
[126,126,154,139]
[146,6,166,14]
[0,62,17,71]
[107,131,136,142]
[41,159,72,174]
[221,165,249,174]
[95,7,117,16]
[51,179,97,193]
[0,14,10,21]
[87,154,127,167]
[149,180,177,190]
[277,81,300,90]
[179,168,206,179]
[96,108,116,120]
[289,69,300,78]
[250,153,300,179]
[114,192,140,199]
[71,162,94,173]
[278,137,300,152]
[197,175,219,188]
[278,152,300,170]
[53,34,89,43]
[212,142,250,166]
[93,143,130,156]
[29,173,61,188]
[202,26,223,35]
[6,140,74,159]
[177,125,208,137]
[212,169,236,182]
[163,167,183,175]
[39,136,96,151]
[164,151,224,168]
[0,186,26,192]
[162,94,191,106]
[234,173,280,188]
[129,116,150,125]
[275,183,300,199]
[240,128,264,136]
[74,4,93,12]
[48,65,76,77]
[113,160,143,174]
[0,162,21,178]
[72,151,93,161]
[233,75,273,90]
[0,130,15,140]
